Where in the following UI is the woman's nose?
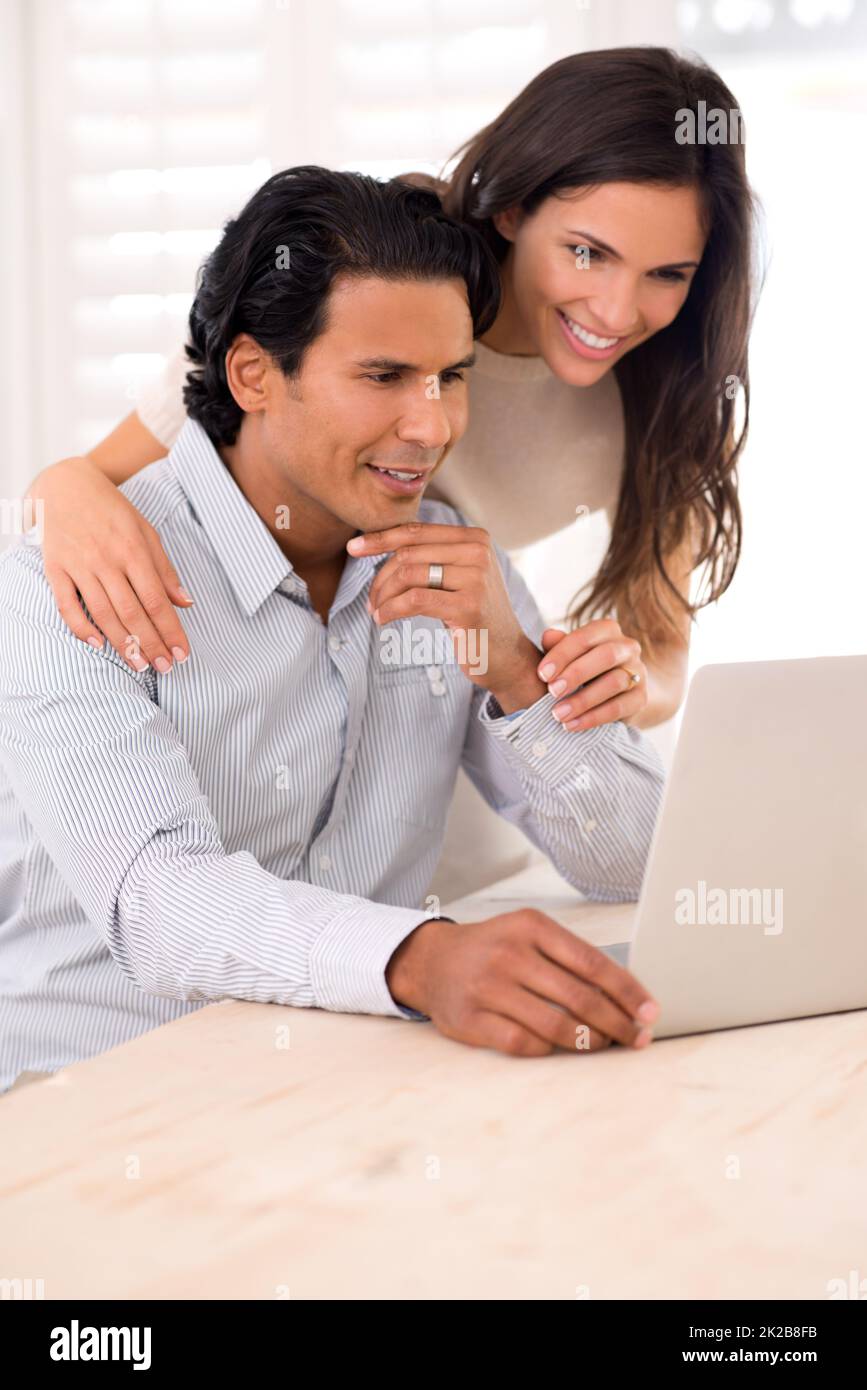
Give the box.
[585,281,642,337]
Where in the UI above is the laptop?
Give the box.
[601,655,867,1039]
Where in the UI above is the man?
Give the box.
[0,167,664,1091]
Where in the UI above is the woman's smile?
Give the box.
[554,306,629,361]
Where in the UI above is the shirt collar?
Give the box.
[168,418,389,618]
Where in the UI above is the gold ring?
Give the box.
[623,667,641,686]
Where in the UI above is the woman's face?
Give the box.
[490,181,707,383]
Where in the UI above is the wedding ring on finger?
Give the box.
[427,563,444,589]
[622,667,641,685]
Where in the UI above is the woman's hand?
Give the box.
[536,620,648,731]
[27,456,193,672]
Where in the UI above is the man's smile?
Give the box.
[364,463,432,496]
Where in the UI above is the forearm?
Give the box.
[616,592,691,733]
[115,839,428,1016]
[627,640,689,729]
[88,410,167,483]
[25,411,166,499]
[625,644,686,728]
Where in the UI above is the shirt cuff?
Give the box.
[478,684,614,786]
[308,907,452,1020]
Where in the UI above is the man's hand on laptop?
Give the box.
[386,911,659,1057]
[350,521,546,713]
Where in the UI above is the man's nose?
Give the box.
[398,392,452,450]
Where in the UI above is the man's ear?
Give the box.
[224,333,269,414]
[491,205,524,244]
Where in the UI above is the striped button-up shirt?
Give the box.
[0,418,665,1090]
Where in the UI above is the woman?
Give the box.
[28,46,757,735]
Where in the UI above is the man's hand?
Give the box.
[386,910,659,1057]
[348,522,546,712]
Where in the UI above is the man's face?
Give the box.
[253,274,475,534]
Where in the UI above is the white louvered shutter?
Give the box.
[19,0,639,467]
[28,0,272,459]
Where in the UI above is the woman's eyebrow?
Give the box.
[565,228,700,270]
[566,228,622,258]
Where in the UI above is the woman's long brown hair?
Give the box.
[430,47,760,655]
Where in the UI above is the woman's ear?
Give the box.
[491,205,524,243]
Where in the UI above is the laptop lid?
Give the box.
[628,656,867,1039]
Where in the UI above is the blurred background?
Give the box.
[2,0,865,892]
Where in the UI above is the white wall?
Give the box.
[0,0,37,506]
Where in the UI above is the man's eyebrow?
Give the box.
[354,352,477,372]
[566,228,700,270]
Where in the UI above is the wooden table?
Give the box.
[2,862,865,1299]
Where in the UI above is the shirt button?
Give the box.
[319,853,332,870]
[328,636,342,653]
[531,740,548,758]
[431,682,447,696]
[583,818,597,834]
[425,666,442,681]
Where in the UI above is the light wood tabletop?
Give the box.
[2,861,865,1300]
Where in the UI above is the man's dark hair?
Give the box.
[183,164,502,446]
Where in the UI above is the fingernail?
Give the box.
[86,636,103,650]
[366,597,373,613]
[637,1000,660,1024]
[171,647,188,663]
[176,588,194,603]
[551,703,570,721]
[539,662,556,680]
[347,538,364,553]
[154,656,171,674]
[373,608,380,623]
[130,656,149,672]
[634,1027,653,1048]
[548,679,567,696]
